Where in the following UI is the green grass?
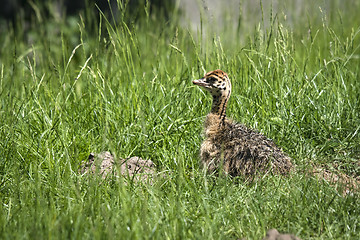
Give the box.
[0,1,359,239]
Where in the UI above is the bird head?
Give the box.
[192,69,231,97]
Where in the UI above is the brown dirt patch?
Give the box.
[310,164,359,195]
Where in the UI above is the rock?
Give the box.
[262,229,301,240]
[79,151,157,184]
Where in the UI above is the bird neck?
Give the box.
[211,91,230,125]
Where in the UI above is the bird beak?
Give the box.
[192,78,207,87]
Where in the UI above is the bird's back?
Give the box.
[200,114,293,176]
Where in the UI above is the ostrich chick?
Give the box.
[193,70,293,177]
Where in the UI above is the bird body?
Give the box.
[193,70,292,177]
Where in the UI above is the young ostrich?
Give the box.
[193,70,293,177]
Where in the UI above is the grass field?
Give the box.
[0,0,359,239]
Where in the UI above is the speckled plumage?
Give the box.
[193,70,293,177]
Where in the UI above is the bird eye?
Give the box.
[207,77,216,83]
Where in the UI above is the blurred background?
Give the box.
[2,0,357,30]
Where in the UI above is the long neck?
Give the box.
[211,90,230,124]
